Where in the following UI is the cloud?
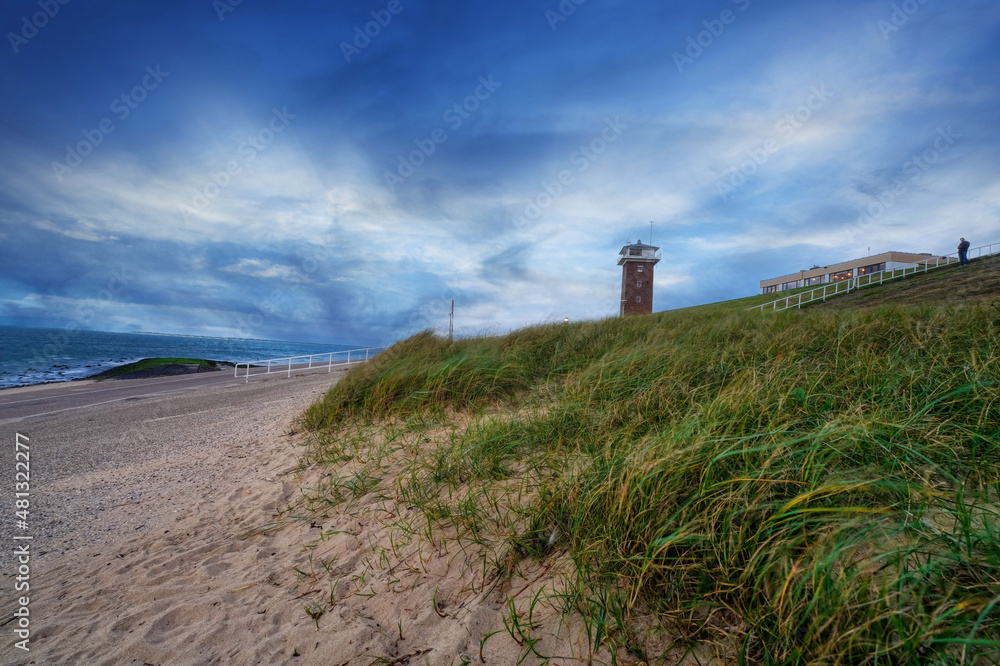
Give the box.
[220,259,301,280]
[0,0,998,344]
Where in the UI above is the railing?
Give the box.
[748,241,1000,314]
[234,347,387,383]
[619,250,662,260]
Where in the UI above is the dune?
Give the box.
[0,370,627,665]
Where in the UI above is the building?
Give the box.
[619,240,660,316]
[759,250,943,294]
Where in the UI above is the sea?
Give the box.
[0,326,367,389]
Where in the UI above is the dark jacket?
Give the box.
[959,240,971,252]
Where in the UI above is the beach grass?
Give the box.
[300,302,1000,664]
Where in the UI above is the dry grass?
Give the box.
[300,300,1000,664]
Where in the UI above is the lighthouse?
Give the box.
[618,239,660,316]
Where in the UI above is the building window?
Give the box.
[781,280,800,291]
[637,265,643,273]
[762,285,777,294]
[636,296,641,303]
[830,270,853,281]
[803,276,825,286]
[636,280,642,287]
[857,262,886,276]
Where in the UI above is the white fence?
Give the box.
[234,347,386,382]
[748,241,1000,314]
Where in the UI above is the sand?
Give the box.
[0,370,647,665]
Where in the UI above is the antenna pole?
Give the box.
[650,220,653,245]
[449,300,454,342]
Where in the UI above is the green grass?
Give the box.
[90,357,225,379]
[300,303,1000,664]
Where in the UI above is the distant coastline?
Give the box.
[0,325,364,390]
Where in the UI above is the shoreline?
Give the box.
[0,369,349,663]
[0,325,366,392]
[0,358,228,392]
[0,364,607,664]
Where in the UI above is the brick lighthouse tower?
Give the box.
[618,239,660,316]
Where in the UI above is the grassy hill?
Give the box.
[811,253,1000,310]
[298,281,1000,663]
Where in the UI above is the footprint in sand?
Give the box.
[143,607,188,644]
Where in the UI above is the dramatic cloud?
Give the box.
[1,0,998,345]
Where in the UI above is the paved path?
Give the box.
[0,364,351,577]
[0,362,353,425]
[0,366,351,486]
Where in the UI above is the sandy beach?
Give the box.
[0,369,628,665]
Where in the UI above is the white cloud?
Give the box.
[220,258,300,280]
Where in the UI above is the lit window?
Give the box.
[636,280,642,287]
[636,296,641,303]
[637,265,643,273]
[857,263,886,276]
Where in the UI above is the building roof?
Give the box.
[760,250,939,287]
[618,240,660,253]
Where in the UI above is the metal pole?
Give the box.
[449,300,454,343]
[328,352,333,373]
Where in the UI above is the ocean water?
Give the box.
[0,326,367,389]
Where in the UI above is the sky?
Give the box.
[1,0,998,346]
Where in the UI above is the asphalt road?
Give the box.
[0,359,353,579]
[0,362,353,425]
[0,364,352,488]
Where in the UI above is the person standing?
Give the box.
[958,237,971,266]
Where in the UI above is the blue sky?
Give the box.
[1,0,998,345]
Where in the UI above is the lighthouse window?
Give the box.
[637,265,644,273]
[636,280,642,287]
[636,296,641,303]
